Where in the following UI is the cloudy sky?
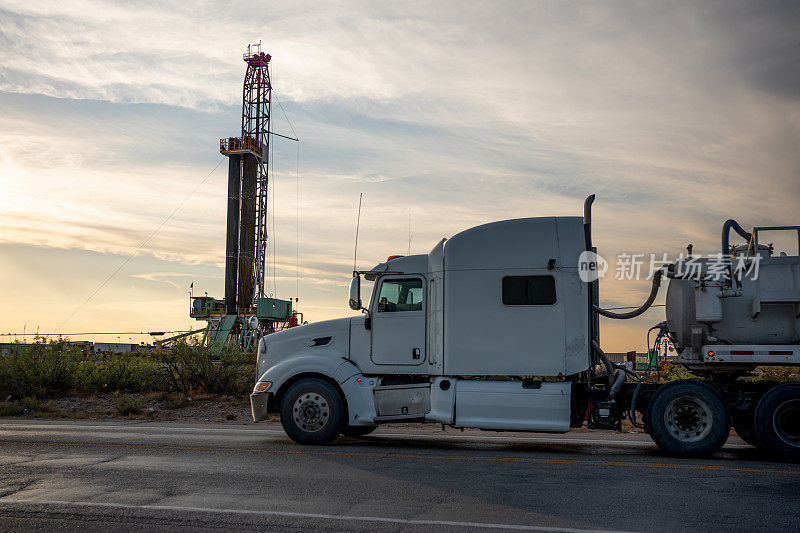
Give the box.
[1,1,798,349]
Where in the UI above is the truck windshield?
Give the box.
[377,278,423,312]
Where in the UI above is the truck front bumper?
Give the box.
[250,392,272,422]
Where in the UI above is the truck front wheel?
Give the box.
[280,378,346,445]
[343,425,378,438]
[754,383,800,462]
[646,380,730,458]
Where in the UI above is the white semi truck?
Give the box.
[250,196,800,460]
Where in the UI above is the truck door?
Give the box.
[371,277,426,365]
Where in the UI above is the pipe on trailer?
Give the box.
[721,219,752,255]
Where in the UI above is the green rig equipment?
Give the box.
[190,296,293,352]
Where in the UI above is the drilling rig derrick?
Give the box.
[192,43,292,352]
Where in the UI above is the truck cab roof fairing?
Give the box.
[364,254,429,281]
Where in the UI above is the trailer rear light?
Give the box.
[731,351,754,355]
[769,351,793,356]
[254,381,272,392]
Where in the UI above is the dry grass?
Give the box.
[751,366,800,382]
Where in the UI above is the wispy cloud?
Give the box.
[130,271,217,290]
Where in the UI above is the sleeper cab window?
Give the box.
[502,275,557,305]
[377,278,423,312]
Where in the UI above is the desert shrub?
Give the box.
[0,340,166,397]
[0,340,81,398]
[0,338,256,399]
[0,336,262,400]
[77,355,160,393]
[114,395,143,415]
[158,341,253,395]
[0,402,25,416]
[0,397,45,416]
[20,396,44,410]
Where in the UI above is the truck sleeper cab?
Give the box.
[251,216,589,440]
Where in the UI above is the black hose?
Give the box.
[591,340,615,386]
[594,270,663,319]
[614,364,655,383]
[721,219,752,255]
[609,369,626,401]
[629,381,644,428]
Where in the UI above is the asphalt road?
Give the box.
[0,419,798,532]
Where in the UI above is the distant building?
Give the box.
[1,341,153,356]
[92,343,138,354]
[68,341,93,355]
[606,352,639,364]
[0,343,24,357]
[91,342,153,354]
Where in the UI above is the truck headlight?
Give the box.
[254,381,272,393]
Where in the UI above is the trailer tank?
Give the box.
[665,225,800,368]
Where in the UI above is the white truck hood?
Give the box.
[258,317,351,378]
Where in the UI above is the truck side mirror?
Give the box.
[348,276,362,310]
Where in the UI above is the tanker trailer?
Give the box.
[644,222,800,458]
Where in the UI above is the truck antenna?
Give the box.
[353,193,363,272]
[408,214,412,255]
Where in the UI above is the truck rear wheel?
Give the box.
[732,414,762,448]
[646,380,730,458]
[280,378,345,445]
[754,383,800,462]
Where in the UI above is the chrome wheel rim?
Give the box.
[294,391,331,433]
[773,399,800,448]
[664,396,712,442]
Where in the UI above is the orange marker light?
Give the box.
[707,351,715,357]
[255,381,272,392]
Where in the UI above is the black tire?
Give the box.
[732,415,762,448]
[280,378,346,445]
[754,383,800,462]
[646,380,730,458]
[342,425,378,438]
[732,408,763,448]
